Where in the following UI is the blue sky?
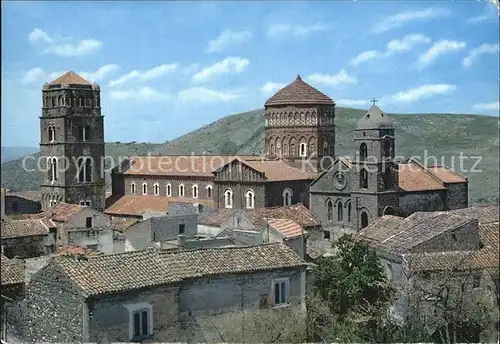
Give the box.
[2,1,499,147]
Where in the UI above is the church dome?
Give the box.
[356,105,394,130]
[264,75,335,107]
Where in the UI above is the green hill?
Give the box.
[1,107,498,204]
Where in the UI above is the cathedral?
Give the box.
[38,71,468,231]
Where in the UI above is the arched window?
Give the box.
[347,201,352,223]
[361,212,369,228]
[384,138,391,157]
[360,143,368,161]
[142,183,148,195]
[48,126,56,142]
[79,97,83,107]
[384,168,392,189]
[224,189,233,209]
[192,184,198,198]
[337,201,343,222]
[206,185,213,198]
[245,189,255,209]
[327,199,333,221]
[153,183,159,196]
[299,143,307,157]
[54,96,59,107]
[179,184,185,197]
[50,157,58,182]
[323,142,328,156]
[84,158,92,182]
[360,168,368,189]
[58,96,63,106]
[383,206,396,216]
[79,126,90,142]
[270,143,275,156]
[131,183,136,195]
[76,158,91,183]
[282,188,293,206]
[166,184,172,197]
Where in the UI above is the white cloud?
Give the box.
[384,84,456,103]
[260,81,287,95]
[462,43,499,67]
[28,28,102,57]
[350,34,431,66]
[266,23,331,39]
[178,87,241,102]
[109,87,169,102]
[108,64,178,87]
[472,101,499,112]
[307,70,357,86]
[336,99,370,107]
[206,30,252,53]
[350,50,380,66]
[418,40,466,68]
[466,14,490,24]
[192,57,249,83]
[371,8,449,34]
[21,65,119,85]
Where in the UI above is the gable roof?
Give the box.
[264,218,307,239]
[6,190,42,203]
[356,105,394,130]
[199,208,235,227]
[1,255,25,286]
[48,71,91,86]
[50,203,86,222]
[52,243,306,297]
[450,204,499,224]
[119,155,260,177]
[309,156,352,187]
[264,75,335,106]
[1,218,56,239]
[358,212,476,254]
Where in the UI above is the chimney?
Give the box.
[177,234,186,248]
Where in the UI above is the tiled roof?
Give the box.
[264,218,307,239]
[478,222,499,250]
[120,155,260,177]
[110,217,140,231]
[243,160,317,181]
[200,204,320,229]
[51,203,85,222]
[358,212,476,254]
[57,245,102,257]
[48,71,91,86]
[264,75,335,106]
[1,218,56,239]
[1,255,25,286]
[450,205,499,224]
[105,195,213,217]
[54,243,306,297]
[405,248,498,272]
[427,166,467,183]
[397,162,446,192]
[105,195,170,216]
[6,190,42,202]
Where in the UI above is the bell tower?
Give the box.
[264,75,336,172]
[351,101,399,228]
[40,71,105,211]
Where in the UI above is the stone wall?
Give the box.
[398,191,447,217]
[265,180,311,208]
[1,235,54,259]
[445,182,468,210]
[4,195,41,214]
[123,175,214,200]
[68,228,115,254]
[413,219,481,252]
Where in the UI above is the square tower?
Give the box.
[40,71,105,211]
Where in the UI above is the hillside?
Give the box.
[1,146,39,163]
[1,107,498,204]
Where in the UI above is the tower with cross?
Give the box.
[370,97,378,106]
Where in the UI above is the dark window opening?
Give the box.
[85,159,92,183]
[86,217,92,228]
[360,169,368,189]
[327,200,333,221]
[78,126,90,142]
[347,202,352,222]
[324,230,331,240]
[384,168,392,189]
[179,224,185,234]
[12,202,18,213]
[359,143,367,160]
[361,212,369,228]
[472,275,481,288]
[337,201,343,222]
[384,138,391,157]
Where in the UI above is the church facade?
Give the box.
[309,104,468,238]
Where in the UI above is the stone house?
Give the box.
[66,227,115,254]
[11,243,308,342]
[357,208,499,342]
[1,218,57,259]
[212,158,316,210]
[309,104,468,237]
[3,190,41,215]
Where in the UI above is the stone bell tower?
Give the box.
[40,71,105,211]
[264,75,336,172]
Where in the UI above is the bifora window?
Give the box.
[272,278,290,306]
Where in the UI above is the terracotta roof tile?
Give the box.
[199,208,235,227]
[406,248,499,272]
[397,162,446,192]
[264,218,307,239]
[50,203,85,222]
[243,160,317,181]
[57,245,102,257]
[110,217,140,231]
[48,71,91,86]
[54,243,306,297]
[478,222,499,250]
[1,218,56,239]
[427,166,467,183]
[120,155,260,177]
[451,205,499,225]
[1,255,25,286]
[265,75,335,106]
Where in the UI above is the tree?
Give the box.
[311,234,400,342]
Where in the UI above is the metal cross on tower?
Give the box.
[371,97,378,106]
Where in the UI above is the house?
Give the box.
[1,218,57,259]
[11,243,308,342]
[357,208,499,342]
[3,190,42,215]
